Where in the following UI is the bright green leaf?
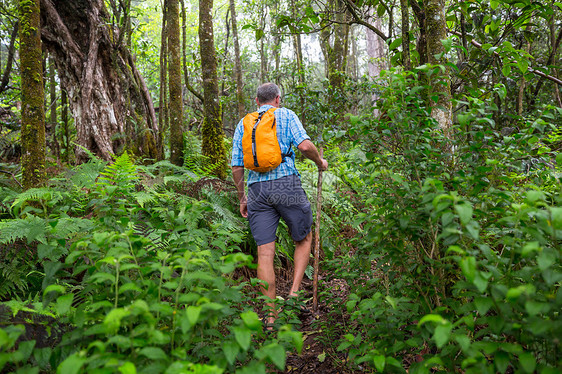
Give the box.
[455,203,473,225]
[263,343,286,370]
[119,362,137,374]
[56,353,85,374]
[434,323,452,348]
[233,326,251,352]
[240,311,261,331]
[186,306,201,326]
[373,355,386,372]
[460,257,476,282]
[138,347,167,360]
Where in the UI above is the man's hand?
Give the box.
[240,195,248,218]
[318,158,328,171]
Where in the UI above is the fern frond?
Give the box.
[0,216,49,244]
[133,191,157,208]
[97,151,138,189]
[10,187,64,216]
[53,217,96,238]
[68,157,107,189]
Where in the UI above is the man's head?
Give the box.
[256,83,281,107]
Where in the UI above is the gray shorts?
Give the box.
[247,174,313,246]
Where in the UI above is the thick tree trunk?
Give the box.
[229,0,245,120]
[168,0,183,165]
[40,0,158,162]
[199,0,227,179]
[20,0,46,189]
[424,0,452,132]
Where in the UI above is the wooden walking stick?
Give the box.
[312,146,323,313]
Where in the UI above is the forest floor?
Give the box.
[246,264,355,374]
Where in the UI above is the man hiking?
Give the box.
[231,82,328,327]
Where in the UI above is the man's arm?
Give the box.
[297,139,328,170]
[232,166,248,217]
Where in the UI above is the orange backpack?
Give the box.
[242,108,283,172]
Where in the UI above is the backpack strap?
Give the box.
[251,111,266,168]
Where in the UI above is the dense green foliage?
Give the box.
[0,153,303,373]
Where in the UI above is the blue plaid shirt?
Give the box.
[231,104,310,186]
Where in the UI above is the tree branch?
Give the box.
[449,29,562,86]
[341,0,388,41]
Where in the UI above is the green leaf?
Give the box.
[525,301,549,316]
[455,203,473,225]
[138,347,167,361]
[441,37,453,52]
[495,350,510,374]
[474,297,493,315]
[519,352,536,373]
[317,351,326,363]
[434,323,452,348]
[389,38,402,50]
[223,341,240,366]
[104,308,130,333]
[550,207,562,229]
[460,257,476,282]
[537,249,555,270]
[56,353,85,374]
[418,314,446,326]
[33,347,52,369]
[186,306,201,326]
[502,65,512,77]
[518,59,529,73]
[240,311,261,331]
[233,326,251,352]
[473,271,489,293]
[373,355,386,372]
[56,294,74,315]
[263,343,286,370]
[119,362,137,374]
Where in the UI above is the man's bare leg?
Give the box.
[257,241,277,325]
[289,231,312,297]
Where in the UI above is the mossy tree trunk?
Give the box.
[40,0,158,162]
[48,56,59,160]
[19,0,46,189]
[229,0,245,120]
[424,0,452,132]
[199,0,227,179]
[159,0,169,160]
[320,0,350,120]
[168,0,183,165]
[400,0,411,70]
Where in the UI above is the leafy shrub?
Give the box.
[0,152,303,373]
[328,68,562,373]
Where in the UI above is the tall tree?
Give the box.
[424,0,452,131]
[229,0,245,119]
[168,0,183,165]
[40,0,158,162]
[19,0,46,189]
[0,21,18,95]
[199,0,227,179]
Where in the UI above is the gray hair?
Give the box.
[256,83,281,104]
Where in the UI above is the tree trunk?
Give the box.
[159,0,169,159]
[424,0,452,132]
[229,0,245,119]
[49,56,59,160]
[320,0,350,120]
[400,0,411,70]
[199,0,227,179]
[0,21,18,94]
[40,0,158,162]
[168,0,183,165]
[61,87,70,163]
[20,0,46,189]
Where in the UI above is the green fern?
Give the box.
[10,187,65,217]
[0,216,49,245]
[97,151,138,190]
[68,156,107,189]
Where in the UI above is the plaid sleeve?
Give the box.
[231,119,244,167]
[287,109,310,147]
